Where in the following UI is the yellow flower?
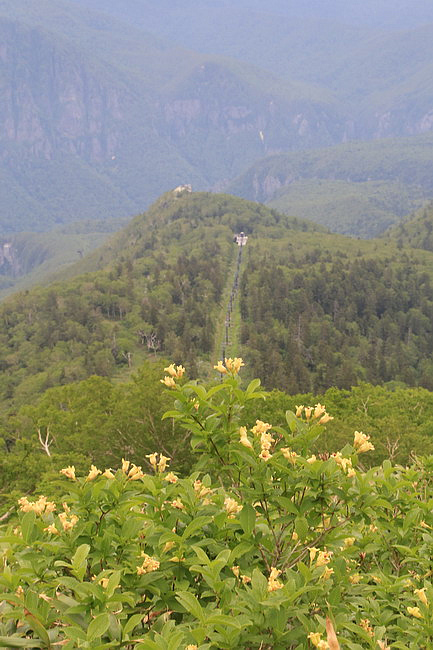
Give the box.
[320,567,334,580]
[224,497,242,518]
[164,364,177,377]
[259,448,272,461]
[420,520,431,529]
[304,406,313,420]
[377,641,390,650]
[137,553,160,575]
[349,573,362,584]
[121,458,130,473]
[267,567,284,592]
[307,455,317,463]
[414,588,428,606]
[44,523,60,535]
[158,455,171,473]
[103,469,115,478]
[185,645,198,650]
[281,448,299,465]
[175,365,186,378]
[60,466,76,480]
[295,405,304,417]
[251,419,272,435]
[164,472,178,484]
[99,577,110,588]
[313,403,326,419]
[308,632,325,648]
[407,606,423,618]
[214,360,227,373]
[16,586,24,597]
[146,453,158,468]
[194,480,212,499]
[319,413,334,424]
[225,357,245,374]
[231,565,240,578]
[343,537,356,549]
[241,574,251,585]
[316,550,332,567]
[239,426,253,448]
[160,376,177,388]
[163,541,175,553]
[171,499,185,510]
[86,465,101,481]
[309,547,320,563]
[128,464,144,480]
[353,431,375,453]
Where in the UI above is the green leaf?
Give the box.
[181,516,212,541]
[0,638,43,648]
[175,591,205,623]
[239,504,256,535]
[87,612,110,641]
[71,543,90,581]
[294,516,309,540]
[122,613,144,639]
[20,511,36,543]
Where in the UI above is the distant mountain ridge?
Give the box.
[2,0,433,232]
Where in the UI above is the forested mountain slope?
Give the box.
[382,202,433,251]
[227,134,433,236]
[1,192,433,416]
[0,192,321,411]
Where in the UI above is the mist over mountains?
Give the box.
[1,0,433,237]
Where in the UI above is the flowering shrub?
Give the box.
[2,360,433,648]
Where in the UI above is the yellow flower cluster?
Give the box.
[281,447,299,465]
[18,495,56,515]
[360,619,374,637]
[331,452,356,477]
[60,466,76,480]
[145,453,171,473]
[137,552,160,575]
[249,420,276,460]
[185,645,198,650]
[231,566,251,584]
[58,511,79,532]
[160,364,185,388]
[307,632,328,649]
[309,547,334,580]
[164,364,186,378]
[194,480,213,504]
[295,403,333,424]
[120,459,146,480]
[224,496,243,518]
[353,431,375,453]
[214,357,244,375]
[267,567,284,592]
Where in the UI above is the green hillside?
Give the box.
[1,191,433,420]
[382,201,433,251]
[0,192,323,412]
[227,134,433,236]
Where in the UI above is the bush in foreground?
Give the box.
[1,361,433,648]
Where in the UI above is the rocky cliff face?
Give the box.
[0,19,126,163]
[0,241,20,276]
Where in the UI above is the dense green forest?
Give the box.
[1,192,433,509]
